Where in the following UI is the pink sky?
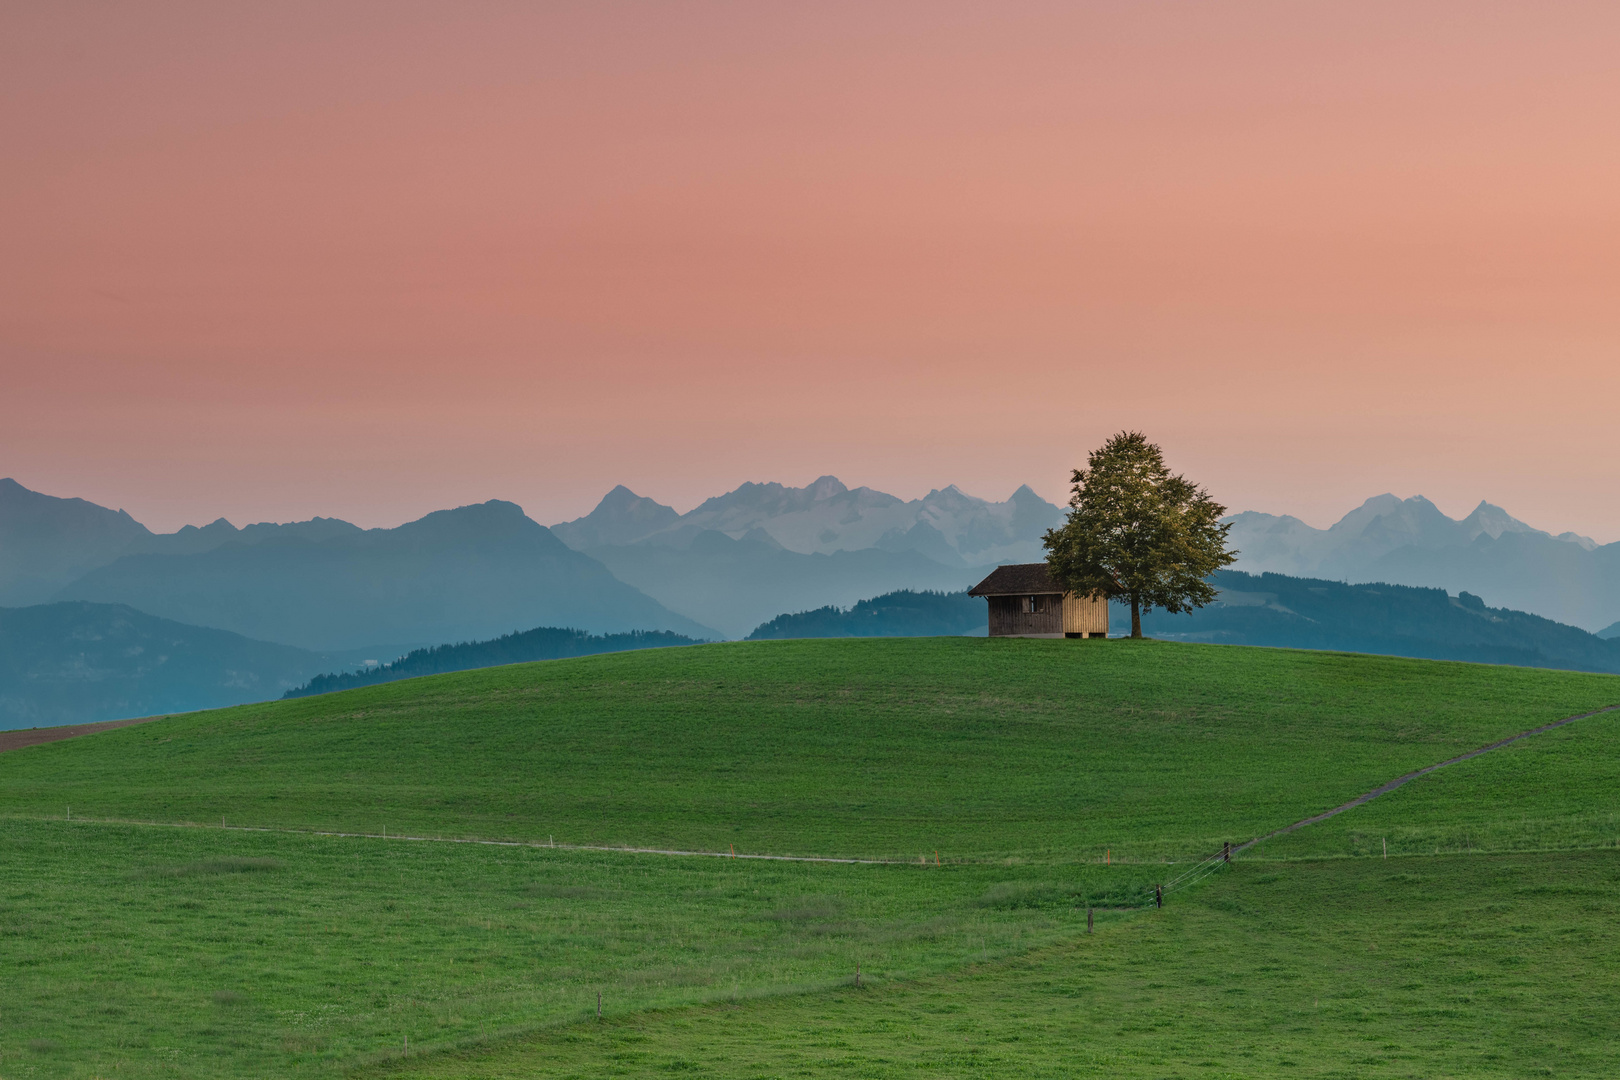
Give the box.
[3,2,1618,538]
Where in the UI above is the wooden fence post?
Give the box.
[1156,884,1162,908]
[1087,907,1094,934]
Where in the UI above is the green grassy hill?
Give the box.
[377,850,1620,1079]
[5,638,1616,860]
[2,638,1618,1077]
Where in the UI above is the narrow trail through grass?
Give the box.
[11,815,911,864]
[1236,701,1620,855]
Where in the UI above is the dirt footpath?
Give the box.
[0,716,161,754]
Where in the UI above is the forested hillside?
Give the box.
[285,626,704,697]
[747,590,983,639]
[1145,570,1620,673]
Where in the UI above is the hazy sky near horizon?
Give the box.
[4,2,1618,538]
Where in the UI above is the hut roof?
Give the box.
[968,563,1063,596]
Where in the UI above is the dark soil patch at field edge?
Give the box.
[0,716,160,754]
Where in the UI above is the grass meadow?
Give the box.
[1,638,1617,1076]
[3,638,1618,860]
[0,818,1150,1078]
[376,851,1620,1079]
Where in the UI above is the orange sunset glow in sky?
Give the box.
[3,2,1618,537]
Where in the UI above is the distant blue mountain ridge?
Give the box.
[0,479,716,652]
[1224,494,1617,632]
[4,476,1617,656]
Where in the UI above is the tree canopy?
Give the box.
[1043,432,1237,638]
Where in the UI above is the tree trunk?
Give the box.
[1130,594,1142,638]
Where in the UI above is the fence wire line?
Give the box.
[1232,702,1620,857]
[34,816,908,865]
[28,704,1619,910]
[1163,855,1226,895]
[1131,701,1620,909]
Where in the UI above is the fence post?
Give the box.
[1223,841,1230,864]
[1156,884,1162,908]
[1087,907,1094,934]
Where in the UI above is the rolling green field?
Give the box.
[2,638,1618,1077]
[3,638,1617,860]
[0,819,1149,1078]
[376,851,1620,1079]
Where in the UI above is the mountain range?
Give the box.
[2,475,1061,647]
[0,477,366,606]
[549,477,1062,637]
[6,474,1620,727]
[551,476,1062,566]
[1226,495,1618,632]
[55,499,716,652]
[5,474,1620,659]
[2,479,714,652]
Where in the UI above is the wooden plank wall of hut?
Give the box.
[1062,593,1110,635]
[987,594,1065,636]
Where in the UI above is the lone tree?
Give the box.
[1043,432,1236,639]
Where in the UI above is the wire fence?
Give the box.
[1106,702,1620,911]
[28,702,1620,917]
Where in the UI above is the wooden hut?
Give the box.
[969,563,1109,638]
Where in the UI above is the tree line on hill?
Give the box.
[746,590,985,639]
[282,627,705,698]
[1140,570,1620,674]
